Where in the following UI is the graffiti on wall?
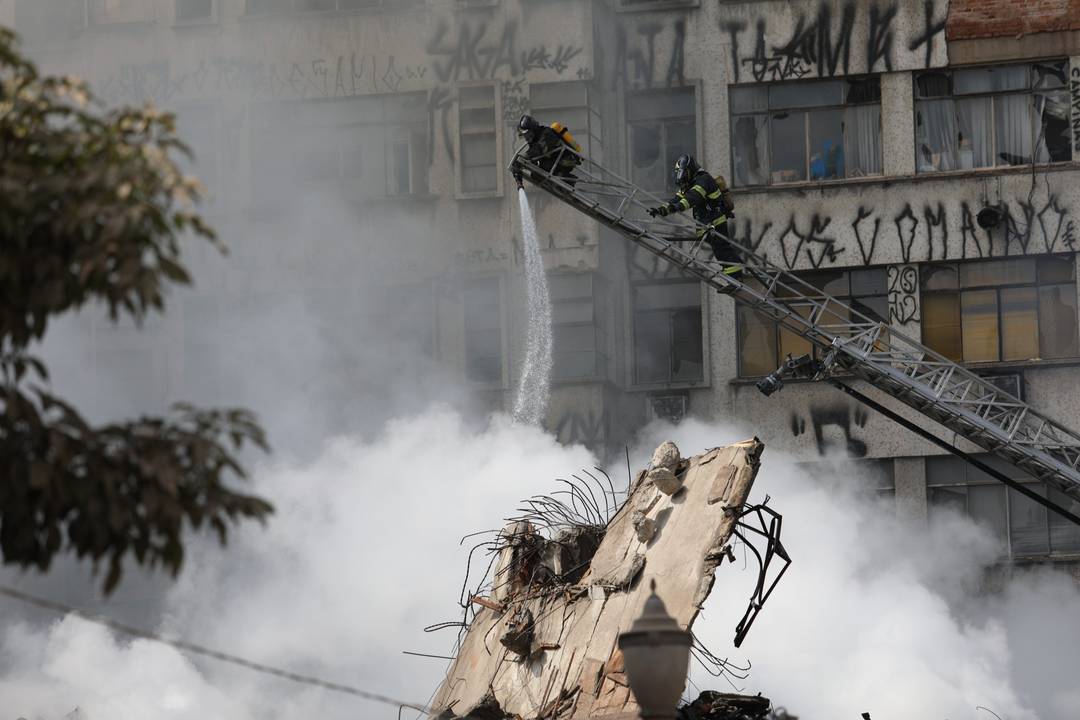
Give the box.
[887,264,920,326]
[612,17,686,90]
[1071,65,1080,156]
[719,0,947,83]
[729,192,1076,272]
[791,404,869,457]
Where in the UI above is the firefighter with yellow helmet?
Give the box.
[513,114,582,188]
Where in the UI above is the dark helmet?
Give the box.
[673,154,699,189]
[517,114,542,142]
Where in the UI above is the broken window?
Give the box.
[464,277,503,384]
[550,273,605,380]
[251,92,428,206]
[920,256,1078,363]
[737,268,887,377]
[915,60,1072,173]
[633,281,703,384]
[628,87,696,194]
[459,85,498,194]
[176,0,214,21]
[730,76,881,187]
[531,81,601,161]
[927,454,1080,558]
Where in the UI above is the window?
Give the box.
[247,0,416,12]
[914,60,1072,172]
[633,282,703,384]
[927,454,1080,558]
[464,277,503,384]
[251,93,428,206]
[459,85,498,194]
[616,0,699,9]
[14,1,83,41]
[550,274,606,380]
[177,0,214,21]
[88,0,148,23]
[921,256,1077,363]
[730,77,881,186]
[738,268,887,376]
[629,87,696,195]
[531,82,602,161]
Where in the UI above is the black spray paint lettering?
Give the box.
[851,206,880,265]
[613,18,686,90]
[907,0,948,68]
[923,203,949,260]
[791,405,869,457]
[887,265,920,326]
[779,214,843,270]
[866,4,898,72]
[894,204,919,263]
[1071,66,1080,155]
[425,20,519,84]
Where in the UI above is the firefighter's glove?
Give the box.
[647,205,670,218]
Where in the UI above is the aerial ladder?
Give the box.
[509,146,1080,516]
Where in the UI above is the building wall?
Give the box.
[5,0,1080,563]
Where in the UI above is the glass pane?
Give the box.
[969,484,1008,556]
[554,352,597,379]
[1009,485,1049,555]
[1038,284,1079,359]
[922,264,959,291]
[779,305,814,361]
[731,86,767,114]
[635,312,671,383]
[1038,255,1074,283]
[1032,60,1068,89]
[956,97,993,169]
[738,306,777,376]
[1049,487,1080,553]
[1001,287,1039,361]
[769,80,842,108]
[552,300,594,325]
[629,88,694,121]
[554,324,596,353]
[960,259,1036,288]
[850,268,888,296]
[531,81,587,109]
[961,289,1000,362]
[915,99,957,172]
[844,105,881,177]
[955,65,1028,94]
[809,109,844,180]
[635,283,700,310]
[178,0,214,19]
[1035,90,1072,163]
[549,274,593,299]
[845,77,881,104]
[732,114,768,186]
[915,71,951,98]
[851,295,888,324]
[929,487,968,517]
[460,108,495,134]
[630,122,664,191]
[770,111,806,183]
[463,166,496,193]
[922,293,962,361]
[804,270,848,296]
[926,455,967,485]
[671,308,703,382]
[995,94,1034,166]
[459,85,494,108]
[665,120,697,194]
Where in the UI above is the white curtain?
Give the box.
[957,97,992,169]
[845,105,881,176]
[994,94,1034,166]
[916,99,957,171]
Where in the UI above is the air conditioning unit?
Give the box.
[646,393,688,424]
[980,373,1024,401]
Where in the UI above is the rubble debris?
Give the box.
[430,438,778,719]
[678,691,771,720]
[648,464,683,495]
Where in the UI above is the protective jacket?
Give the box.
[664,170,729,231]
[526,124,581,174]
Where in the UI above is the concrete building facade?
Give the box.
[5,0,1080,564]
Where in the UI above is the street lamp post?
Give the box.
[617,580,692,720]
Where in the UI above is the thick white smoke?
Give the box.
[3,412,1080,719]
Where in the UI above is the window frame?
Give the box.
[912,60,1074,175]
[462,274,508,389]
[728,75,883,188]
[626,84,701,196]
[549,273,608,383]
[175,0,218,24]
[735,268,889,378]
[919,255,1079,365]
[455,81,503,199]
[245,0,422,14]
[628,279,709,388]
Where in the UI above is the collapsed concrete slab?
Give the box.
[429,438,769,720]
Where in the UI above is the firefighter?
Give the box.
[513,114,582,188]
[647,155,741,278]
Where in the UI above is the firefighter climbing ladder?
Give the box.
[509,148,1080,503]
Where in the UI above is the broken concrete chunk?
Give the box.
[500,608,535,658]
[650,440,681,471]
[648,465,683,495]
[707,465,739,506]
[632,510,657,543]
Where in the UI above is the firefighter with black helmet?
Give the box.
[513,114,582,188]
[648,155,741,278]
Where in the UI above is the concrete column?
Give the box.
[881,72,916,177]
[894,456,927,523]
